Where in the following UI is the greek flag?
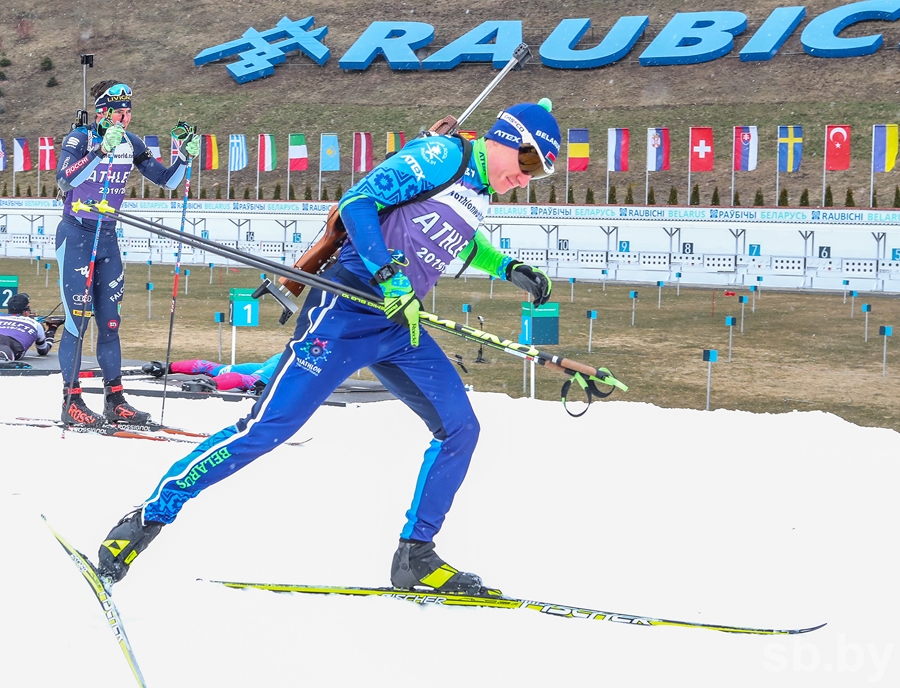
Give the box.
[229,134,248,171]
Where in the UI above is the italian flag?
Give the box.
[258,134,277,171]
[289,133,308,171]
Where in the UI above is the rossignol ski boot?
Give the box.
[61,387,106,426]
[103,377,152,424]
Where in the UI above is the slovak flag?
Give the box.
[39,137,56,171]
[646,128,670,171]
[0,138,6,172]
[353,132,373,173]
[607,128,629,172]
[144,135,162,162]
[825,125,851,171]
[733,126,758,171]
[689,127,714,172]
[14,138,32,172]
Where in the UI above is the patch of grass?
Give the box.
[5,257,899,431]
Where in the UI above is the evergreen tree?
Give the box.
[824,185,833,207]
[800,188,810,206]
[335,183,343,200]
[607,184,616,204]
[689,184,700,205]
[41,185,47,198]
[509,188,518,203]
[872,188,878,207]
[304,184,312,200]
[667,186,678,205]
[585,187,595,204]
[647,187,656,205]
[893,185,900,207]
[200,188,207,199]
[25,185,31,197]
[711,186,720,205]
[243,187,251,199]
[15,184,20,197]
[257,187,264,199]
[289,184,296,200]
[567,186,575,204]
[2,183,7,196]
[844,187,855,207]
[529,185,537,203]
[753,188,764,206]
[129,186,136,198]
[229,186,235,199]
[491,192,499,202]
[548,185,557,203]
[733,190,741,206]
[273,182,282,200]
[624,185,634,204]
[158,186,165,198]
[215,186,222,199]
[322,186,329,201]
[778,188,789,206]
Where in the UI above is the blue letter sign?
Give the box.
[640,12,748,65]
[340,22,434,70]
[540,17,649,69]
[801,0,900,57]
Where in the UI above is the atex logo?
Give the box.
[764,636,893,683]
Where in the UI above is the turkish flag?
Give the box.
[825,125,851,171]
[690,127,714,172]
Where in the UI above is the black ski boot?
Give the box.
[61,387,106,426]
[390,539,485,593]
[97,509,165,584]
[103,377,152,424]
[141,361,168,378]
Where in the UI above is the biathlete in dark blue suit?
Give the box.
[55,80,199,426]
[98,100,561,593]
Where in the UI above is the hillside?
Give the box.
[3,1,900,205]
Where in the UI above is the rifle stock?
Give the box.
[278,205,346,297]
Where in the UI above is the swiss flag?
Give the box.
[39,137,56,171]
[690,127,714,172]
[825,125,851,171]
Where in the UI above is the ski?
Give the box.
[205,580,826,636]
[8,418,311,447]
[41,516,148,687]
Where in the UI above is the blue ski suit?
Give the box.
[54,125,188,383]
[140,135,518,543]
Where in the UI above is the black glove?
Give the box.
[506,261,552,306]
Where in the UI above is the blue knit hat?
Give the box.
[94,83,132,111]
[484,99,560,178]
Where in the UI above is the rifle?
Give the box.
[277,43,534,298]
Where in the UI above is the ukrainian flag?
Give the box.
[872,124,898,173]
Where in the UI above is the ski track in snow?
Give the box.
[1,375,898,687]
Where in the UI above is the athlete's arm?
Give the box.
[338,136,463,274]
[56,128,104,193]
[129,133,187,190]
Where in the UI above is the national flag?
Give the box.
[689,127,714,172]
[607,128,629,172]
[289,134,308,171]
[39,137,56,171]
[733,126,758,172]
[0,139,6,172]
[170,136,180,165]
[13,138,32,172]
[458,130,477,141]
[199,135,219,171]
[566,128,590,172]
[646,128,670,172]
[321,133,340,171]
[258,134,277,171]
[353,132,373,173]
[144,135,162,162]
[777,126,803,173]
[872,124,898,173]
[386,132,405,156]
[825,125,851,171]
[229,134,249,171]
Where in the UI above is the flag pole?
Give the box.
[351,133,356,187]
[822,127,827,206]
[645,167,649,204]
[227,137,232,201]
[731,126,736,206]
[605,169,609,204]
[286,134,291,199]
[318,133,323,201]
[256,135,260,200]
[871,124,876,207]
[775,127,780,204]
[566,166,570,203]
[687,127,692,205]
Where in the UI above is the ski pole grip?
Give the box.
[537,353,599,378]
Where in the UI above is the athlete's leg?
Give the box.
[90,232,125,381]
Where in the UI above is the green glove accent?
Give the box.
[379,270,420,346]
[101,124,125,154]
[506,261,552,306]
[183,133,201,159]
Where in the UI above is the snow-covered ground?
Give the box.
[1,374,898,687]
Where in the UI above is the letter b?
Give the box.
[640,12,748,65]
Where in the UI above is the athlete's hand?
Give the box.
[183,132,201,159]
[379,270,421,347]
[101,124,125,154]
[506,261,552,306]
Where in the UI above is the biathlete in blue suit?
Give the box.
[98,100,561,593]
[55,79,199,426]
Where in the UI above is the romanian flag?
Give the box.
[458,130,477,141]
[200,134,219,170]
[386,132,405,156]
[567,128,589,172]
[872,124,898,173]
